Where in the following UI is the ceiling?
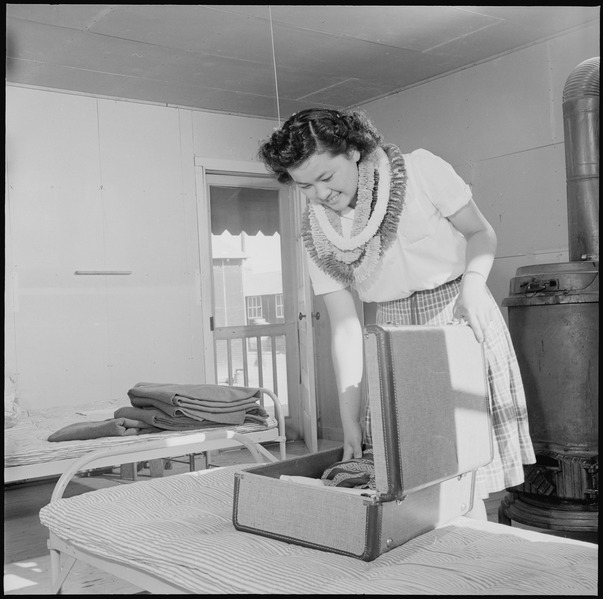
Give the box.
[5,5,600,120]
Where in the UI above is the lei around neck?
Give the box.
[301,144,407,286]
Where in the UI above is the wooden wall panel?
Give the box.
[471,144,568,309]
[474,144,568,257]
[96,100,199,397]
[192,110,274,163]
[5,84,277,409]
[6,88,112,407]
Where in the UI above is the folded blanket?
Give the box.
[48,418,161,442]
[174,404,269,426]
[130,395,262,412]
[128,383,262,407]
[114,406,233,431]
[321,448,376,489]
[129,395,268,424]
[127,383,269,426]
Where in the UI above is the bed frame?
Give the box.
[40,434,598,596]
[47,430,275,594]
[4,388,286,484]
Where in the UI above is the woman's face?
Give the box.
[287,149,361,212]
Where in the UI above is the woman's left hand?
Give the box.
[446,199,498,343]
[452,272,493,343]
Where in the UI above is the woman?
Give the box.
[258,108,535,518]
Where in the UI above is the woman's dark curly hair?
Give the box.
[258,108,383,184]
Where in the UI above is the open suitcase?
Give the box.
[233,324,493,561]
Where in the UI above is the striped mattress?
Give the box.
[4,400,278,468]
[39,465,598,595]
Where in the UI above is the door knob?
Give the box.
[299,312,320,320]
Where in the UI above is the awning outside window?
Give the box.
[210,186,280,236]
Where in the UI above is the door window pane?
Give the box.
[209,180,288,415]
[210,186,282,328]
[211,230,282,327]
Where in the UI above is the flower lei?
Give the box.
[301,144,407,285]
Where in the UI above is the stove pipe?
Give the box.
[562,57,599,261]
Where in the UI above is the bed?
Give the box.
[4,389,286,484]
[39,440,598,595]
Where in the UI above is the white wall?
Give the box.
[359,22,599,314]
[5,86,274,409]
[5,21,599,409]
[192,110,272,162]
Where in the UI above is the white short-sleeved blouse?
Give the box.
[306,149,471,302]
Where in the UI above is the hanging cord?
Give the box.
[268,5,282,126]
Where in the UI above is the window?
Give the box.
[275,294,284,318]
[247,296,262,320]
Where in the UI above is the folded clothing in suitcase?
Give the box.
[233,324,493,561]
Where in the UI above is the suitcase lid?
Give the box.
[364,324,492,501]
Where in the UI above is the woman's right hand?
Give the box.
[342,420,364,460]
[322,288,365,461]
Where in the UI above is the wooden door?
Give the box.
[196,163,316,449]
[293,188,319,452]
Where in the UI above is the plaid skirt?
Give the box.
[362,277,536,499]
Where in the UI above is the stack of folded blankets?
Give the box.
[113,382,270,431]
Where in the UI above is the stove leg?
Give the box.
[498,504,512,526]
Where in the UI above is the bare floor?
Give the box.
[4,439,597,594]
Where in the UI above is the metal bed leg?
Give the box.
[49,541,75,594]
[189,452,208,471]
[205,450,216,467]
[148,459,164,477]
[259,388,287,461]
[120,463,137,480]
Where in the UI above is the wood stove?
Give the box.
[500,57,599,534]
